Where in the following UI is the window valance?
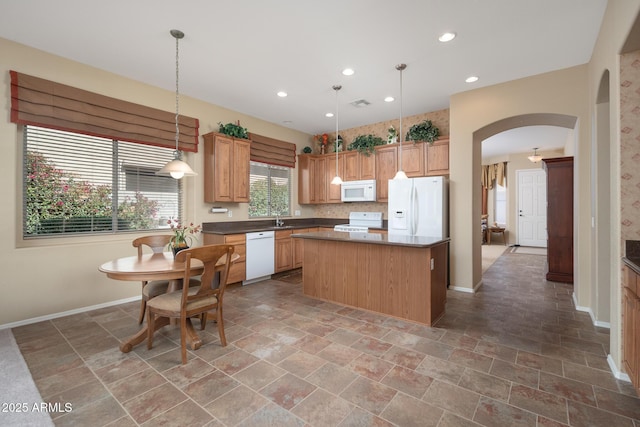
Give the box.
[481,162,506,189]
[248,132,296,168]
[10,70,199,152]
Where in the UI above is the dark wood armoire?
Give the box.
[543,157,573,283]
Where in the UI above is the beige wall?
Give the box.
[449,66,589,293]
[0,37,315,326]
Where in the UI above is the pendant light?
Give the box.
[393,63,408,180]
[330,85,343,185]
[528,147,543,163]
[156,29,197,179]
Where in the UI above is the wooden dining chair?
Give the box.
[132,235,200,324]
[146,244,234,364]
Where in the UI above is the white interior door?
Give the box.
[517,169,547,247]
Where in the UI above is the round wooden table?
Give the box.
[99,252,236,353]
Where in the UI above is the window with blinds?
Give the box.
[248,161,290,217]
[23,125,181,237]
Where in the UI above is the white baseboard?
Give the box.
[0,296,141,330]
[450,285,476,294]
[572,292,611,329]
[608,354,631,382]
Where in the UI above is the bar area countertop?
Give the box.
[295,231,450,326]
[292,230,450,248]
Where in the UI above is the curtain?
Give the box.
[481,161,507,215]
[10,70,199,152]
[248,132,297,168]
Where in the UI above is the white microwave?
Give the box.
[341,179,377,202]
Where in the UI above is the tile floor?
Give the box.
[12,251,640,426]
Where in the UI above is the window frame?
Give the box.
[21,125,183,240]
[248,161,291,218]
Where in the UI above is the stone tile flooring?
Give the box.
[12,251,640,426]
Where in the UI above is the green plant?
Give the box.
[347,134,386,156]
[406,120,440,143]
[218,122,249,139]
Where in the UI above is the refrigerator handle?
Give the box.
[412,185,419,235]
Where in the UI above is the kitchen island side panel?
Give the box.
[301,238,447,325]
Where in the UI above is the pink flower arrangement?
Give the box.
[167,219,202,248]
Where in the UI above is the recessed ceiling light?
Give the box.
[465,76,479,83]
[439,32,456,42]
[277,91,288,97]
[384,96,395,102]
[325,112,334,118]
[342,68,355,76]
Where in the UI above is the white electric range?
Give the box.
[333,212,383,232]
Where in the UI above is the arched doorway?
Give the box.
[473,113,578,286]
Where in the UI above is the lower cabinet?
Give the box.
[275,230,294,273]
[623,265,640,394]
[203,233,246,284]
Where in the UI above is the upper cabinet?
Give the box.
[203,132,250,203]
[297,138,449,205]
[425,138,449,176]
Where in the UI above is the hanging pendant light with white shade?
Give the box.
[528,147,543,163]
[393,63,408,180]
[330,84,343,185]
[156,29,197,180]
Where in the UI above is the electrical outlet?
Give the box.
[228,210,232,218]
[295,210,301,216]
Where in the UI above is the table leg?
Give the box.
[185,317,203,350]
[120,316,170,353]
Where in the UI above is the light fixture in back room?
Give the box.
[528,147,543,163]
[156,29,197,180]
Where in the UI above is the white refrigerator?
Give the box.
[388,176,448,238]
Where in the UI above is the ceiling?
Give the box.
[0,0,606,157]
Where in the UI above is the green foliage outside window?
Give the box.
[25,151,158,234]
[248,177,289,217]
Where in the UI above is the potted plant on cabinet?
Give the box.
[406,120,440,144]
[347,134,386,156]
[218,122,249,139]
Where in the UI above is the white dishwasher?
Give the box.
[243,230,275,285]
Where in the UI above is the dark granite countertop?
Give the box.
[202,218,388,235]
[292,230,450,248]
[624,240,640,274]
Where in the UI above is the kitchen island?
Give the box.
[292,231,450,326]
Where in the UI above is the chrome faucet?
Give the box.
[275,214,284,227]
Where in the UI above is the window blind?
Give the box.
[248,133,296,168]
[10,70,199,152]
[24,125,181,236]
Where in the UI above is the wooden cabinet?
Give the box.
[543,157,573,283]
[402,143,425,177]
[298,155,316,204]
[298,154,343,204]
[375,145,397,202]
[292,228,310,268]
[343,150,376,181]
[298,137,449,204]
[325,154,343,203]
[425,138,450,176]
[202,233,246,284]
[623,265,640,394]
[203,132,250,203]
[275,229,294,273]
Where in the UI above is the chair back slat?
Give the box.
[175,245,234,312]
[133,235,172,257]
